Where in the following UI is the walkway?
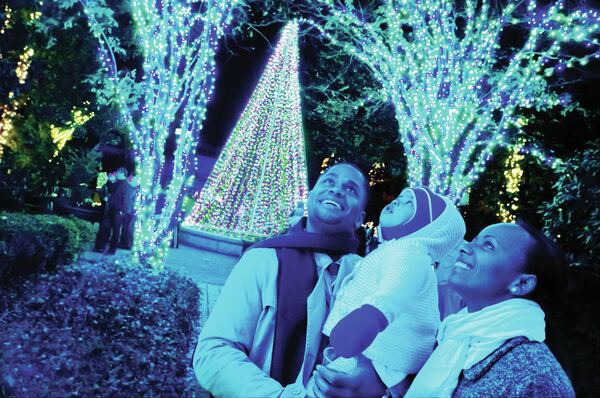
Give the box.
[163,244,238,325]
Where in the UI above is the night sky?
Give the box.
[201,23,284,150]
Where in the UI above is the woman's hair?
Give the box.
[517,220,568,310]
[517,221,571,372]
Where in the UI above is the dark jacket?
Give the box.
[123,183,138,215]
[108,180,128,213]
[453,336,575,397]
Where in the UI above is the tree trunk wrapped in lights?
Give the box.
[82,0,239,268]
[303,0,599,202]
[183,22,309,240]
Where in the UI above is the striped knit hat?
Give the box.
[379,186,466,261]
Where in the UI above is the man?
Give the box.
[106,167,128,255]
[119,175,139,250]
[193,163,386,397]
[93,171,117,253]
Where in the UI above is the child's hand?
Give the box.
[311,355,386,398]
[330,305,388,358]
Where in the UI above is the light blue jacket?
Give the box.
[193,247,361,397]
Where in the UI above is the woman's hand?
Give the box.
[311,355,386,398]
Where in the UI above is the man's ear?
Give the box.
[508,274,537,297]
[354,211,366,230]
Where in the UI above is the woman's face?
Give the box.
[379,189,415,227]
[448,223,535,309]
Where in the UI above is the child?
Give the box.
[319,186,466,389]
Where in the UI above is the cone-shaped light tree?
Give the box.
[305,0,599,202]
[82,0,239,268]
[184,22,308,239]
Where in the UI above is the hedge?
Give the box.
[0,257,203,397]
[0,212,95,282]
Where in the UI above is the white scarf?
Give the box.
[405,299,545,398]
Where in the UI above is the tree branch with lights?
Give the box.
[80,0,239,268]
[300,0,599,203]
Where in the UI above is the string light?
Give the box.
[303,0,599,203]
[184,22,308,241]
[320,153,336,174]
[0,93,23,159]
[1,5,12,36]
[50,107,95,156]
[497,141,525,222]
[368,162,386,186]
[82,0,238,268]
[16,46,34,84]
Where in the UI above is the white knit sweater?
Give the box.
[323,238,440,376]
[322,196,466,377]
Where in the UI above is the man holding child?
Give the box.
[193,163,388,397]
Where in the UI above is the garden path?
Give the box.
[163,244,238,325]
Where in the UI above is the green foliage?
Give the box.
[304,49,407,179]
[463,142,557,238]
[62,148,102,204]
[0,0,131,206]
[0,258,202,397]
[534,141,600,395]
[0,212,95,282]
[539,140,600,270]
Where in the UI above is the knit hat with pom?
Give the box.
[378,186,466,261]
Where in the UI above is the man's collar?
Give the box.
[313,252,334,269]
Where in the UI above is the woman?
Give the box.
[406,221,575,397]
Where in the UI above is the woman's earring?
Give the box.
[510,287,518,294]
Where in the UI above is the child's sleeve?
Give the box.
[361,244,431,324]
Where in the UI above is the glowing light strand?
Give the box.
[82,0,238,268]
[303,0,599,203]
[50,107,95,156]
[184,22,309,240]
[497,140,525,223]
[0,93,22,159]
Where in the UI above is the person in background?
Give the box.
[106,167,128,255]
[93,171,117,253]
[405,221,575,397]
[119,175,139,250]
[193,163,386,397]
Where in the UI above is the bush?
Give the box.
[539,140,599,270]
[537,140,600,396]
[0,212,95,282]
[0,258,202,397]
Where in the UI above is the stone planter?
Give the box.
[56,202,103,223]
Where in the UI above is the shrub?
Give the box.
[537,140,600,396]
[539,140,599,270]
[0,212,95,282]
[0,257,202,397]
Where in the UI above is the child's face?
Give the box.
[379,190,415,227]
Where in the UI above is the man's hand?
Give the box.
[311,354,386,398]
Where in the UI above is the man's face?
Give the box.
[306,164,367,234]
